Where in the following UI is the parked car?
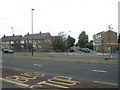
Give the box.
[3,49,14,54]
[79,48,85,51]
[84,48,90,53]
[70,49,74,52]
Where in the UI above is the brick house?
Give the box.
[1,34,22,51]
[93,30,118,53]
[21,32,53,52]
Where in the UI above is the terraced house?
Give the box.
[93,30,118,53]
[20,32,53,52]
[1,32,53,52]
[1,34,22,51]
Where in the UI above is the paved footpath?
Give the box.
[0,68,118,89]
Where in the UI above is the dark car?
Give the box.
[79,48,85,52]
[70,49,74,52]
[3,49,14,54]
[84,48,90,53]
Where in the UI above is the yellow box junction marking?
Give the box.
[30,76,80,88]
[1,72,80,88]
[0,77,29,87]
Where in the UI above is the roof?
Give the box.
[93,31,105,37]
[21,33,52,40]
[105,30,117,34]
[93,30,117,37]
[2,35,22,42]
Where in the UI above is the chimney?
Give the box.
[40,31,41,34]
[3,35,5,37]
[27,32,29,35]
[13,34,15,36]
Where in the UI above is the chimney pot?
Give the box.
[40,31,41,34]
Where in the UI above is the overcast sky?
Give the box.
[0,0,119,42]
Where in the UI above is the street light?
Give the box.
[11,27,13,35]
[31,9,34,56]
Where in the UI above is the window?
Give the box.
[38,45,42,48]
[6,41,9,44]
[33,45,36,49]
[11,41,14,44]
[38,40,42,43]
[2,42,5,44]
[25,40,28,43]
[21,40,24,44]
[33,40,36,43]
[45,40,47,42]
[16,41,18,44]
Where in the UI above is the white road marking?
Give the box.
[92,70,107,73]
[33,64,42,67]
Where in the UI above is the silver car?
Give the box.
[3,49,14,54]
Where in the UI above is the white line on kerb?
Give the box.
[92,70,107,73]
[33,64,42,67]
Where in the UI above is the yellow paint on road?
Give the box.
[94,81,118,86]
[0,77,29,87]
[47,76,80,86]
[37,81,69,88]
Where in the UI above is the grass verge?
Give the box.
[2,54,118,64]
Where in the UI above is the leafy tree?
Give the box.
[24,42,32,52]
[52,32,76,52]
[58,32,67,41]
[77,31,88,48]
[66,35,75,49]
[86,40,93,50]
[52,36,66,52]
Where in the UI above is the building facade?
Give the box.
[2,34,22,51]
[1,32,53,52]
[93,30,118,53]
[20,32,53,52]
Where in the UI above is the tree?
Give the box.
[52,32,67,52]
[77,31,88,48]
[58,32,67,41]
[24,42,32,52]
[86,40,93,50]
[52,32,76,52]
[66,35,75,49]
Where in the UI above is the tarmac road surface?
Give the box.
[1,56,118,88]
[1,68,118,89]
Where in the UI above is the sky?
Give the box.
[0,0,119,42]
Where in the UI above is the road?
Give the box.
[2,56,118,85]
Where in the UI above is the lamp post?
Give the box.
[11,27,13,35]
[31,9,34,56]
